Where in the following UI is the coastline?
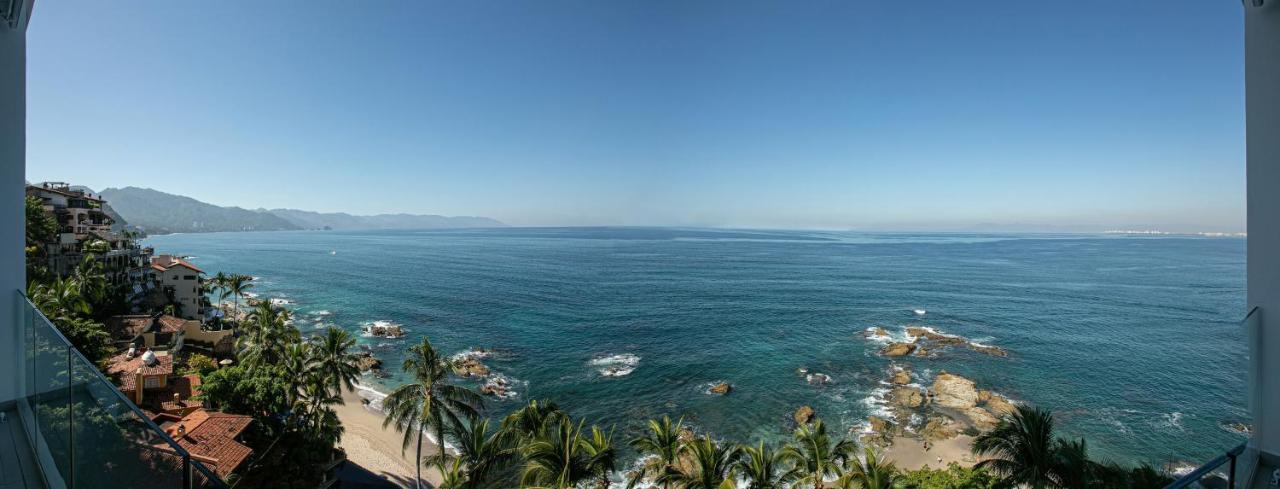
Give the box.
[335,386,443,488]
[883,435,978,471]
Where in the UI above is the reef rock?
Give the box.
[454,357,491,377]
[891,370,911,385]
[931,372,979,409]
[806,373,833,386]
[880,342,917,357]
[481,382,508,397]
[794,405,815,425]
[355,352,382,371]
[920,414,962,441]
[985,395,1016,417]
[867,327,890,338]
[970,344,1009,357]
[364,322,405,338]
[977,390,993,403]
[892,387,925,408]
[964,407,999,430]
[907,327,967,346]
[709,382,732,395]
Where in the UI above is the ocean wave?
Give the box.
[913,309,926,316]
[861,387,895,422]
[451,348,494,363]
[483,373,525,400]
[1156,412,1186,432]
[361,320,406,338]
[270,297,294,306]
[311,310,332,317]
[590,354,640,377]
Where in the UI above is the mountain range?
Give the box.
[97,187,503,235]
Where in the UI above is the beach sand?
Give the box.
[336,388,443,488]
[883,435,979,471]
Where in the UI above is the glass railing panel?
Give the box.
[19,294,230,488]
[31,309,72,485]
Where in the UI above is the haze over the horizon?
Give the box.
[25,1,1244,232]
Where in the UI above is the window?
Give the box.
[183,275,196,280]
[144,376,160,389]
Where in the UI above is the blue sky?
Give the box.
[25,1,1244,231]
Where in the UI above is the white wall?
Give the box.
[0,2,33,404]
[1245,0,1280,458]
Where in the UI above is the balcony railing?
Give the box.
[17,292,228,488]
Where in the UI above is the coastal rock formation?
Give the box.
[907,327,967,346]
[931,371,979,409]
[867,327,890,338]
[891,387,925,408]
[806,373,832,386]
[880,342,917,357]
[964,407,999,430]
[709,382,732,395]
[794,405,815,425]
[364,322,405,338]
[861,416,894,447]
[920,414,962,441]
[454,357,491,377]
[985,394,1016,417]
[970,343,1009,357]
[355,352,382,371]
[481,377,509,397]
[891,370,911,385]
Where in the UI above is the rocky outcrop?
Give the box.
[355,352,382,371]
[892,387,925,408]
[964,407,999,430]
[806,373,832,386]
[794,405,815,425]
[709,382,732,395]
[907,327,968,346]
[985,395,1016,417]
[970,344,1009,357]
[891,370,911,385]
[364,322,405,338]
[867,327,890,338]
[454,357,491,377]
[931,371,979,409]
[920,414,962,441]
[481,377,509,397]
[880,342,917,357]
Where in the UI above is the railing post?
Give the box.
[183,454,191,489]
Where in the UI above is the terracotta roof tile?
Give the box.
[106,350,174,393]
[167,410,254,478]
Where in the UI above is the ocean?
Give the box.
[145,228,1248,467]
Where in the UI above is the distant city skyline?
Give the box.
[25,1,1245,232]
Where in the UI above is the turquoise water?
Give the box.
[146,228,1248,466]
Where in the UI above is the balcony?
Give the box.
[12,293,228,488]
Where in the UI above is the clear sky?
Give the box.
[25,1,1245,232]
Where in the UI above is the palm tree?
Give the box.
[503,399,569,439]
[279,342,313,408]
[238,300,298,367]
[971,405,1059,489]
[226,274,254,317]
[736,442,790,489]
[519,419,592,489]
[779,420,856,489]
[436,457,469,489]
[309,327,361,398]
[836,448,898,489]
[435,418,515,488]
[658,435,740,489]
[1051,438,1097,489]
[628,416,686,489]
[581,425,619,489]
[382,337,484,489]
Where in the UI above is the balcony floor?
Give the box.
[0,406,43,489]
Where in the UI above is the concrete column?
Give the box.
[0,1,34,404]
[1245,0,1280,459]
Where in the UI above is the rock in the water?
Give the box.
[363,322,405,338]
[709,382,732,395]
[964,407,999,430]
[977,390,993,403]
[794,405,815,425]
[867,327,890,338]
[970,344,1009,357]
[355,352,382,371]
[931,371,979,409]
[985,395,1016,417]
[454,357,491,377]
[891,370,911,385]
[892,387,925,408]
[920,414,961,441]
[880,342,917,357]
[806,373,832,385]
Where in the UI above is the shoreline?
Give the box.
[335,386,443,488]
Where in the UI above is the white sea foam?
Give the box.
[861,387,895,421]
[361,320,405,338]
[1157,412,1186,431]
[913,309,927,316]
[482,373,525,400]
[451,348,494,363]
[590,354,640,377]
[806,373,833,385]
[311,310,332,317]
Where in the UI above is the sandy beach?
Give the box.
[883,434,979,471]
[335,387,443,488]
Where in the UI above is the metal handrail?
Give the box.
[20,292,229,488]
[1163,443,1247,489]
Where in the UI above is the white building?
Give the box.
[151,254,205,321]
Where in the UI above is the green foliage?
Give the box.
[27,277,114,363]
[25,196,57,279]
[181,353,219,377]
[899,463,1007,489]
[199,364,292,430]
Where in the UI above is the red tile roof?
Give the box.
[156,315,197,334]
[155,375,203,414]
[106,350,174,393]
[153,256,205,274]
[105,315,154,341]
[165,410,254,478]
